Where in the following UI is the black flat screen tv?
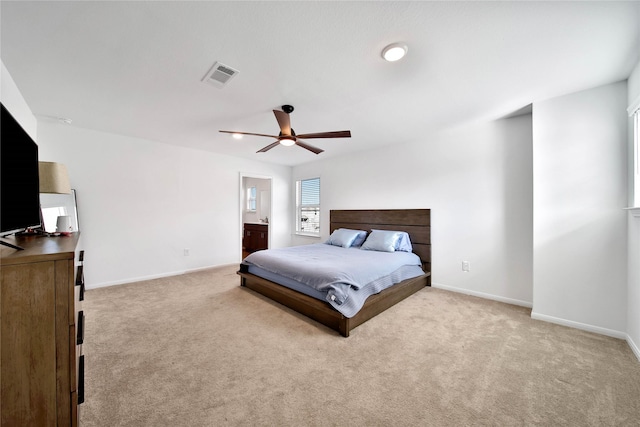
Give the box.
[1,103,41,237]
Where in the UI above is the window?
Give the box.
[247,186,257,211]
[296,177,320,235]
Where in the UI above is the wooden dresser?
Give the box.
[1,233,85,426]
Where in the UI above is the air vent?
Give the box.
[202,61,239,88]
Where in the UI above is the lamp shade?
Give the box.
[39,162,71,194]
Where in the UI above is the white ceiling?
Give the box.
[1,1,639,167]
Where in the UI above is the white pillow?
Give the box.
[395,231,413,252]
[326,228,367,248]
[351,230,368,247]
[361,230,402,252]
[362,230,414,252]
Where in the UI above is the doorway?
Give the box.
[240,174,272,259]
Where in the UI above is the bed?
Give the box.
[238,209,431,337]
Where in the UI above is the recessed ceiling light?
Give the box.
[382,43,408,62]
[232,133,243,140]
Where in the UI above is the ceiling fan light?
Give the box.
[279,137,296,146]
[382,43,408,62]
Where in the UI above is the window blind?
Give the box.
[300,178,320,206]
[298,177,320,234]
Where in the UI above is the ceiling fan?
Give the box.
[219,105,351,154]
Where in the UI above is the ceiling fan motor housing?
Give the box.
[279,129,296,137]
[282,105,294,114]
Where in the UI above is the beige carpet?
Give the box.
[80,265,640,426]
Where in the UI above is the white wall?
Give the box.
[36,122,292,288]
[629,210,640,358]
[1,61,36,138]
[293,114,534,307]
[532,81,628,337]
[627,59,640,359]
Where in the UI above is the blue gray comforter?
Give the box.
[242,243,425,317]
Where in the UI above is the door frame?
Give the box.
[239,172,272,259]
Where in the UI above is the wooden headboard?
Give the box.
[330,209,431,278]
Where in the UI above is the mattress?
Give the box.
[242,243,425,318]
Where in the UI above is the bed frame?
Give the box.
[238,209,431,337]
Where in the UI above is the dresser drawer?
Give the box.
[78,354,85,405]
[71,330,84,401]
[75,249,85,303]
[74,285,83,330]
[76,264,85,301]
[69,326,77,392]
[76,310,85,345]
[70,250,84,325]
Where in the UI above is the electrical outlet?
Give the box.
[462,261,470,272]
[184,248,190,256]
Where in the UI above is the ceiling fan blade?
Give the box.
[256,141,281,153]
[219,130,280,138]
[273,110,291,135]
[295,130,351,139]
[295,139,324,154]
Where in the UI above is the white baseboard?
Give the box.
[86,263,238,290]
[431,283,638,361]
[431,282,533,308]
[627,334,640,362]
[530,311,627,340]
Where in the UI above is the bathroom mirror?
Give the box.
[260,190,270,221]
[40,189,80,233]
